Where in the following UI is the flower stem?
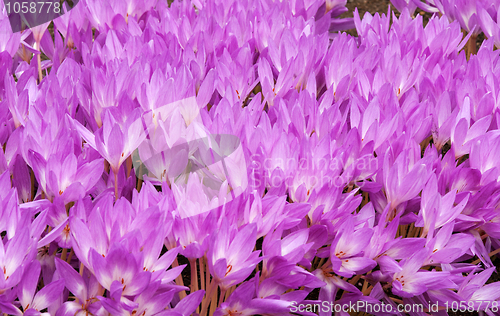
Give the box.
[320,258,330,270]
[97,283,104,296]
[61,248,68,262]
[66,248,74,263]
[349,275,361,286]
[200,279,218,316]
[200,257,205,292]
[219,287,226,307]
[361,277,370,294]
[114,171,118,202]
[389,297,403,304]
[466,34,477,60]
[30,168,35,202]
[136,164,143,192]
[209,285,218,316]
[362,284,373,296]
[205,256,210,292]
[190,258,198,293]
[172,258,187,300]
[126,156,132,178]
[37,53,43,83]
[225,286,234,300]
[407,222,415,237]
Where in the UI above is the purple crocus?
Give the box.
[330,218,376,278]
[89,243,151,299]
[207,221,262,290]
[378,249,454,297]
[16,260,65,316]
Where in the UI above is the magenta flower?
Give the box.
[457,267,500,306]
[89,243,151,298]
[4,1,500,315]
[28,151,103,203]
[208,222,262,289]
[0,228,37,291]
[378,249,453,297]
[330,219,376,278]
[263,227,313,266]
[469,132,500,184]
[452,0,481,34]
[76,109,145,174]
[215,275,295,316]
[425,222,475,265]
[379,144,432,213]
[17,260,65,316]
[54,257,105,316]
[390,0,417,15]
[416,173,469,236]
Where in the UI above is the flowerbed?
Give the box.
[1,0,500,315]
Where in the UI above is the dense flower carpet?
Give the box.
[2,0,500,315]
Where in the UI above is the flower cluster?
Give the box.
[391,0,500,51]
[1,0,500,315]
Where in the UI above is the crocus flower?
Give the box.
[0,227,37,291]
[390,0,417,15]
[207,221,262,289]
[450,102,491,159]
[263,226,314,267]
[72,108,146,175]
[312,268,362,316]
[215,274,296,316]
[457,266,500,307]
[378,249,454,297]
[54,257,106,316]
[4,1,500,315]
[424,222,475,265]
[28,150,104,204]
[379,143,432,214]
[16,260,65,316]
[458,1,482,34]
[416,173,469,236]
[469,132,500,184]
[156,290,205,316]
[330,218,377,278]
[89,243,151,298]
[52,1,88,49]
